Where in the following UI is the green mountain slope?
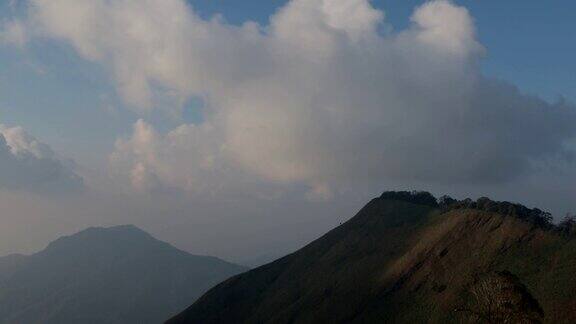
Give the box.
[168,192,576,324]
[0,225,246,324]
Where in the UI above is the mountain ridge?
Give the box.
[0,224,247,324]
[168,191,576,323]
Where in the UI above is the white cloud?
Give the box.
[110,119,272,197]
[110,120,220,193]
[0,125,84,193]
[7,0,576,199]
[410,0,482,56]
[1,125,53,158]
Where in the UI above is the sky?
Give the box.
[193,0,576,104]
[0,0,575,264]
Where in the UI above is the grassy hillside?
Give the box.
[168,192,576,323]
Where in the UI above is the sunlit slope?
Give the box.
[168,193,576,323]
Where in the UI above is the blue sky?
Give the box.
[1,0,576,259]
[2,0,575,160]
[195,0,576,103]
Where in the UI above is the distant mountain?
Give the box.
[0,225,246,324]
[0,254,26,282]
[168,192,576,324]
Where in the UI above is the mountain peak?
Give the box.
[0,225,246,324]
[82,223,146,233]
[40,224,163,258]
[80,224,151,237]
[379,190,439,207]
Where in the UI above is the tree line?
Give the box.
[380,190,575,234]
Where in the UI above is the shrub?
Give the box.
[557,215,576,236]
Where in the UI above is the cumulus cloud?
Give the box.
[10,0,576,198]
[110,119,220,193]
[0,125,84,193]
[410,0,482,56]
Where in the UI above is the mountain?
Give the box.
[0,254,27,282]
[0,225,247,324]
[168,192,576,323]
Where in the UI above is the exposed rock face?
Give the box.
[456,270,544,323]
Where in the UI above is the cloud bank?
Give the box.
[0,125,84,193]
[10,0,576,199]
